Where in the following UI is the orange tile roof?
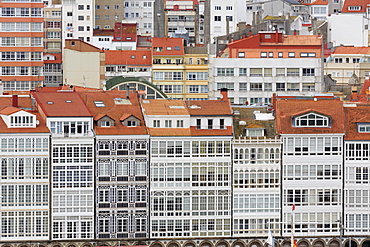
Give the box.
[105,50,152,65]
[187,100,233,116]
[342,0,368,13]
[0,106,22,115]
[119,113,132,121]
[93,29,114,36]
[246,123,264,129]
[275,97,345,134]
[0,97,50,134]
[44,53,62,63]
[78,90,147,135]
[332,46,370,54]
[141,99,189,115]
[344,105,370,140]
[32,92,93,117]
[152,37,184,56]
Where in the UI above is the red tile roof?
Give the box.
[105,50,152,66]
[275,96,345,134]
[187,100,233,116]
[341,0,368,13]
[344,105,370,140]
[79,90,147,135]
[93,29,114,36]
[152,37,184,56]
[332,46,370,54]
[44,53,62,63]
[0,97,49,133]
[32,92,93,117]
[0,106,22,115]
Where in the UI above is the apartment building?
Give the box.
[0,95,50,241]
[142,89,233,238]
[43,1,62,53]
[232,106,281,237]
[104,50,152,81]
[79,90,150,239]
[61,0,94,46]
[43,53,63,87]
[212,31,324,104]
[94,0,124,29]
[32,91,95,240]
[122,0,155,36]
[164,0,198,46]
[325,47,370,85]
[152,37,209,100]
[275,94,344,238]
[0,0,44,91]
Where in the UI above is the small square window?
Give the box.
[261,52,267,58]
[269,52,274,58]
[174,46,180,50]
[288,52,295,57]
[78,5,84,10]
[278,52,283,57]
[78,16,84,20]
[67,12,73,16]
[238,52,245,58]
[166,46,172,50]
[131,55,135,59]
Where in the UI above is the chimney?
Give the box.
[294,29,297,35]
[220,88,228,100]
[351,86,358,101]
[12,95,18,108]
[275,30,279,44]
[126,85,130,99]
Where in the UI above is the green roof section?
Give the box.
[105,76,168,99]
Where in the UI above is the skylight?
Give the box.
[94,101,105,107]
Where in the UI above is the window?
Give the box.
[220,119,225,129]
[177,120,184,128]
[196,119,201,129]
[215,6,221,10]
[96,5,100,9]
[269,52,274,58]
[239,68,247,76]
[335,58,342,63]
[358,124,370,133]
[105,5,109,9]
[294,113,329,127]
[226,16,233,21]
[165,120,172,128]
[353,58,360,63]
[153,120,160,128]
[246,128,264,137]
[250,83,262,91]
[276,83,285,91]
[278,52,283,57]
[101,121,110,127]
[217,68,234,76]
[276,68,285,76]
[238,52,245,58]
[214,16,221,21]
[303,68,315,76]
[127,120,137,127]
[260,52,267,58]
[78,26,84,31]
[105,15,109,20]
[348,6,361,10]
[226,6,232,10]
[67,12,72,16]
[207,119,213,129]
[288,52,295,57]
[78,5,84,10]
[78,16,84,20]
[287,68,299,76]
[250,68,262,76]
[247,6,252,10]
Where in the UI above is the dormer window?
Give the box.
[294,113,329,127]
[245,124,265,137]
[10,115,34,127]
[101,121,111,127]
[127,120,137,127]
[358,124,370,133]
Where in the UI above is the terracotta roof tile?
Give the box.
[332,46,370,54]
[275,96,345,134]
[32,92,93,117]
[0,106,22,115]
[246,123,264,129]
[105,50,152,66]
[344,105,370,140]
[152,37,184,56]
[187,100,233,116]
[79,91,147,136]
[341,0,368,13]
